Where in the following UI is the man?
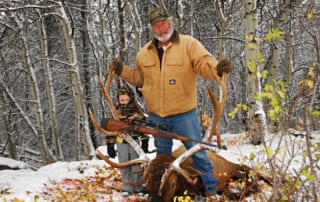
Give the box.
[110,7,232,198]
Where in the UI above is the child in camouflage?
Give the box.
[101,84,149,194]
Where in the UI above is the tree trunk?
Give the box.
[128,0,142,51]
[8,12,55,164]
[117,0,126,60]
[243,0,267,145]
[215,0,227,55]
[0,95,17,160]
[35,1,63,160]
[80,0,97,149]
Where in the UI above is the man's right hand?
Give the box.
[110,59,123,75]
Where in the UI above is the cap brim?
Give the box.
[150,17,169,24]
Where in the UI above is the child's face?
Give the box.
[119,94,131,105]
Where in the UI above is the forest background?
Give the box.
[0,0,319,180]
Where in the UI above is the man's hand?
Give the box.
[217,59,232,77]
[110,59,123,75]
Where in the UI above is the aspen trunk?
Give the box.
[243,0,267,145]
[9,12,55,163]
[34,2,63,160]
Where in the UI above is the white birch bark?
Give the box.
[9,13,56,163]
[243,0,267,145]
[283,0,303,86]
[285,32,293,85]
[215,0,228,55]
[267,0,303,86]
[35,3,63,160]
[127,0,142,50]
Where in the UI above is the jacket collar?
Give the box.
[148,30,179,49]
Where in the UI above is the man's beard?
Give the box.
[154,26,174,42]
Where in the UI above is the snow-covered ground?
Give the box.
[0,131,319,202]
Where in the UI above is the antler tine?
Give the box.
[99,75,119,119]
[158,144,208,196]
[89,108,118,136]
[105,54,122,96]
[96,148,147,168]
[104,70,114,98]
[119,133,148,158]
[205,71,228,149]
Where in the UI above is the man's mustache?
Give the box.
[159,30,169,34]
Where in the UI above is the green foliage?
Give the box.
[236,179,245,190]
[260,70,269,79]
[245,50,265,76]
[257,80,286,121]
[299,79,314,88]
[311,105,320,121]
[228,103,248,119]
[301,166,316,182]
[265,146,274,159]
[265,28,284,41]
[249,152,256,160]
[306,11,315,19]
[299,63,318,89]
[246,58,257,72]
[227,58,319,201]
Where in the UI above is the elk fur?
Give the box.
[140,145,271,201]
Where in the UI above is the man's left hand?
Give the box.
[217,59,232,76]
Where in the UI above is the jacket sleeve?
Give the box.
[120,63,144,86]
[189,38,221,82]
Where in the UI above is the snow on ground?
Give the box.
[0,131,319,202]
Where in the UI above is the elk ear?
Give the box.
[162,173,178,201]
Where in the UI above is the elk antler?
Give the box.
[96,149,147,168]
[89,108,118,136]
[205,53,228,149]
[205,72,227,149]
[100,73,118,119]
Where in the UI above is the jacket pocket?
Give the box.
[142,58,157,80]
[142,58,155,67]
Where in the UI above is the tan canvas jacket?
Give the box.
[120,33,221,117]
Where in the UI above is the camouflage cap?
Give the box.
[118,84,134,100]
[148,7,170,24]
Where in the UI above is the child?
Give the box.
[101,84,149,194]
